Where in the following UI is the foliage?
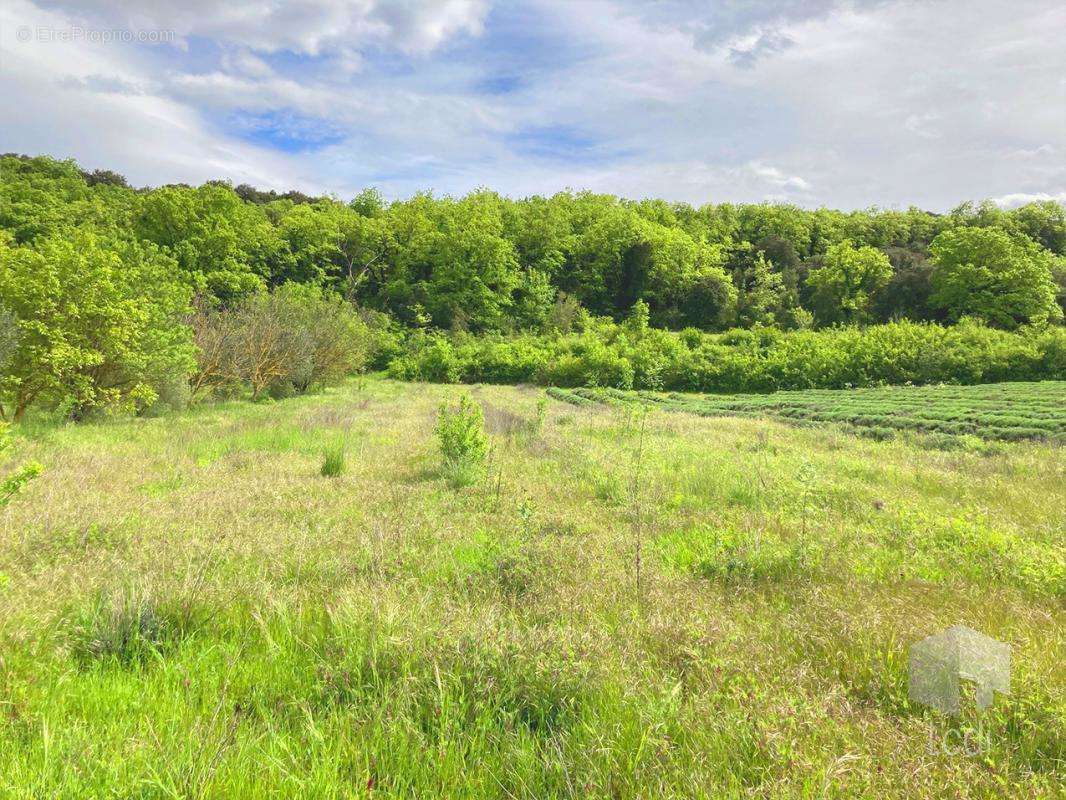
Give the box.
[807,240,893,325]
[389,318,1066,394]
[0,422,41,507]
[0,231,195,420]
[191,284,374,399]
[1,154,1065,421]
[136,183,288,303]
[5,155,1065,342]
[435,394,488,485]
[929,227,1061,328]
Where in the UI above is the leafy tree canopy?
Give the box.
[929,227,1061,328]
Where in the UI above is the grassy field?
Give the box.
[548,381,1066,444]
[0,377,1063,798]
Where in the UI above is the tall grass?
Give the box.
[0,376,1062,797]
[320,442,347,477]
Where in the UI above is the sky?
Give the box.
[1,0,1063,210]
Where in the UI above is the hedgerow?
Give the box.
[387,318,1066,394]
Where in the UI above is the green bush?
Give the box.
[387,333,465,383]
[435,394,488,486]
[388,319,1066,395]
[191,283,374,400]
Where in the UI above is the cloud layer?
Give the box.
[3,0,1064,209]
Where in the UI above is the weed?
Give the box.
[436,394,488,485]
[320,442,347,477]
[67,592,200,668]
[0,422,41,508]
[657,526,816,583]
[532,397,548,435]
[629,405,649,603]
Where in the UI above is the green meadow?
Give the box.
[0,378,1062,798]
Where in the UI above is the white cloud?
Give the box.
[992,191,1066,209]
[221,49,274,78]
[1,0,1064,209]
[746,162,812,192]
[37,0,491,56]
[0,0,310,190]
[903,113,942,140]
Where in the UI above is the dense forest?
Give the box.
[1,154,1064,419]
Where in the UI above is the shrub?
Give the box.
[273,283,371,392]
[435,394,488,485]
[388,318,1066,394]
[387,333,464,383]
[191,284,373,399]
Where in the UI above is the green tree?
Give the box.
[137,184,287,302]
[1051,256,1066,320]
[349,187,386,218]
[278,201,390,295]
[872,247,937,322]
[735,253,787,328]
[0,232,195,420]
[738,204,814,257]
[1010,201,1066,254]
[807,240,892,325]
[646,227,735,330]
[929,227,1060,328]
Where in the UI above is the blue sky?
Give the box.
[2,0,1064,209]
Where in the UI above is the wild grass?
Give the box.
[657,526,817,583]
[319,442,347,477]
[0,376,1062,797]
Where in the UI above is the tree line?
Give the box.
[1,153,1063,419]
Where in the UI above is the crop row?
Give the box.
[548,382,1066,443]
